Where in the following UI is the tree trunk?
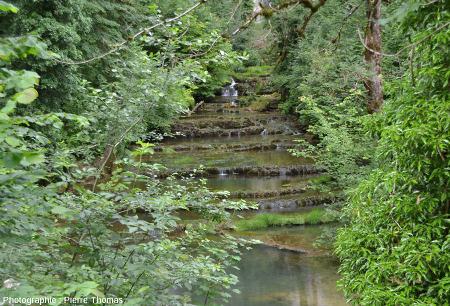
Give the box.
[364,0,383,113]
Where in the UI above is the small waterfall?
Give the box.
[260,129,268,136]
[218,168,228,176]
[221,78,238,98]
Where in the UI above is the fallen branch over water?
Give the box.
[187,101,204,117]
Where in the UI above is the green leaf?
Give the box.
[379,3,419,25]
[16,71,40,89]
[1,100,16,113]
[22,152,45,164]
[1,152,23,168]
[51,206,70,215]
[0,112,10,122]
[0,1,18,13]
[91,289,105,298]
[5,136,20,147]
[14,88,39,104]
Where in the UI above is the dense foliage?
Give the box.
[1,0,246,159]
[269,0,407,196]
[0,1,257,304]
[272,0,377,196]
[335,1,450,304]
[259,0,449,304]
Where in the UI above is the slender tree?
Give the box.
[363,0,383,113]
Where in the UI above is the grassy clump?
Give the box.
[247,93,279,111]
[233,65,273,79]
[249,98,270,112]
[235,209,335,231]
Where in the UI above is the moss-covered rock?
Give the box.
[246,93,280,112]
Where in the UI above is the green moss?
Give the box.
[234,209,335,231]
[249,99,269,112]
[309,175,333,185]
[261,8,274,18]
[232,65,273,79]
[237,96,256,106]
[248,93,279,111]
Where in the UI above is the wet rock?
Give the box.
[153,165,322,178]
[175,117,255,130]
[257,196,331,211]
[170,125,266,138]
[234,77,272,96]
[261,242,308,254]
[167,224,186,238]
[245,93,280,112]
[230,186,309,199]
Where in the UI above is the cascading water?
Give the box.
[221,78,238,97]
[157,80,347,306]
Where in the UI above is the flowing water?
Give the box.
[228,244,345,306]
[155,80,347,305]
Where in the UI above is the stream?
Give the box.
[156,79,347,305]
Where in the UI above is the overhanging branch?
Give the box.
[52,1,207,65]
[357,21,450,57]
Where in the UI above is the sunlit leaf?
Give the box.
[0,1,18,13]
[14,88,39,104]
[5,136,20,147]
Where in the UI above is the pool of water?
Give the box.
[161,134,299,146]
[206,175,315,192]
[148,150,311,167]
[155,83,346,305]
[227,245,347,306]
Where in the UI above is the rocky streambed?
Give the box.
[150,73,347,305]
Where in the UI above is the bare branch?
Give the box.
[92,116,142,191]
[186,35,222,59]
[186,0,244,59]
[422,0,440,6]
[357,21,450,57]
[187,101,204,116]
[327,0,363,51]
[231,0,318,36]
[173,17,191,41]
[410,45,415,87]
[262,19,273,41]
[227,0,244,26]
[296,10,314,37]
[53,0,328,67]
[275,0,328,66]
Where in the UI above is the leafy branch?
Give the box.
[51,1,207,65]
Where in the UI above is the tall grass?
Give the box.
[235,209,335,231]
[233,65,273,78]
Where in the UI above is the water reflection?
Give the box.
[228,245,347,306]
[150,150,311,168]
[206,175,315,192]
